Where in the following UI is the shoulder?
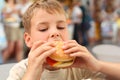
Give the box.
[11,59,28,71]
[7,59,28,80]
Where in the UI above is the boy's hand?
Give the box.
[23,41,56,80]
[63,40,101,72]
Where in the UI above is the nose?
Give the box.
[50,32,60,38]
[48,29,62,41]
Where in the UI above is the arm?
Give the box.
[99,61,120,79]
[63,40,120,79]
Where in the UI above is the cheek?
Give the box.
[61,30,69,41]
[31,32,48,41]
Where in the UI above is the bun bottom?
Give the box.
[53,60,74,68]
[46,57,74,68]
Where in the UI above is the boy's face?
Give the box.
[24,8,69,48]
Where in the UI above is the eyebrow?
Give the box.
[37,22,49,25]
[57,20,66,24]
[36,22,49,28]
[37,20,66,25]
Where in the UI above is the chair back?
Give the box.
[0,63,16,80]
[92,44,120,62]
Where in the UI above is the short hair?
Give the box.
[22,0,66,33]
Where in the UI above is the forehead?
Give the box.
[31,8,66,23]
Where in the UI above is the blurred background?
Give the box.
[0,0,120,64]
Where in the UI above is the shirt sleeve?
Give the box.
[81,69,106,80]
[7,59,28,80]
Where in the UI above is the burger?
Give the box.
[46,41,75,68]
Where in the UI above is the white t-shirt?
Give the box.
[7,59,105,80]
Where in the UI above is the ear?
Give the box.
[24,32,32,48]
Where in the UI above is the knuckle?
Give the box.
[41,45,48,51]
[28,53,35,61]
[73,40,76,42]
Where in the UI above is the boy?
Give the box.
[7,0,105,80]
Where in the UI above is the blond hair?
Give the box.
[22,0,66,33]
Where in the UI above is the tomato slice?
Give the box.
[46,57,58,66]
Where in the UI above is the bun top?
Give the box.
[49,41,74,61]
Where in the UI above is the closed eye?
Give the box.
[57,26,65,30]
[39,28,48,32]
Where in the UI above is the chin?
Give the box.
[46,41,75,68]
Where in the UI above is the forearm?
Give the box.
[22,68,41,80]
[22,73,40,80]
[99,61,120,79]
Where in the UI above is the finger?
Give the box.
[29,41,56,56]
[41,41,56,47]
[63,40,85,50]
[70,52,89,60]
[36,48,56,65]
[64,40,77,44]
[63,41,83,53]
[29,45,54,58]
[64,46,80,54]
[62,42,76,50]
[31,40,46,51]
[65,44,88,52]
[64,40,85,48]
